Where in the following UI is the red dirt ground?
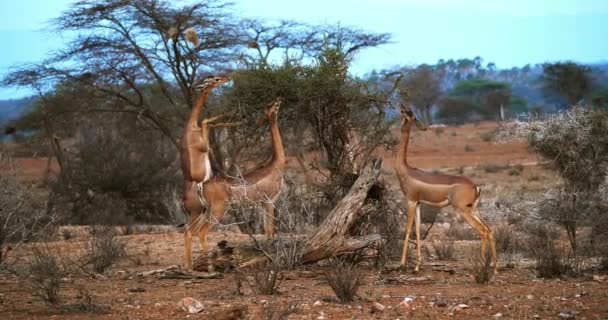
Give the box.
[1,121,605,319]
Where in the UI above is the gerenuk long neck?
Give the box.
[269,119,286,169]
[187,88,212,127]
[396,120,412,167]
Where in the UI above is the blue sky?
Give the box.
[1,0,607,99]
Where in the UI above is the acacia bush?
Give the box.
[498,107,608,256]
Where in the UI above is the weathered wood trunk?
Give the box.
[300,157,383,263]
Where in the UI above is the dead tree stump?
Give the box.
[300,157,384,263]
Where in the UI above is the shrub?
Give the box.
[528,107,608,192]
[84,226,128,274]
[0,150,55,266]
[472,249,493,284]
[523,224,575,278]
[479,131,494,142]
[251,260,284,295]
[262,300,300,320]
[22,245,69,305]
[48,114,179,225]
[324,257,363,303]
[535,242,574,278]
[464,144,474,152]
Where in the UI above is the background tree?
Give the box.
[400,64,442,124]
[2,0,243,146]
[221,25,392,178]
[446,79,521,121]
[542,62,592,108]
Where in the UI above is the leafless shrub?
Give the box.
[84,226,128,274]
[535,242,574,278]
[523,224,575,278]
[262,300,301,320]
[251,260,284,295]
[464,144,474,152]
[324,257,363,303]
[472,249,493,284]
[0,150,55,267]
[21,244,69,305]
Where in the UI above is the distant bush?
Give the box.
[48,114,179,225]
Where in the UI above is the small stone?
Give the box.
[593,275,605,283]
[317,317,325,320]
[526,295,534,300]
[260,299,268,305]
[404,295,415,302]
[313,300,323,307]
[454,304,469,312]
[155,303,162,308]
[493,313,503,318]
[371,302,385,313]
[178,297,204,314]
[435,300,448,307]
[558,311,576,319]
[115,270,129,280]
[94,274,108,280]
[382,294,391,299]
